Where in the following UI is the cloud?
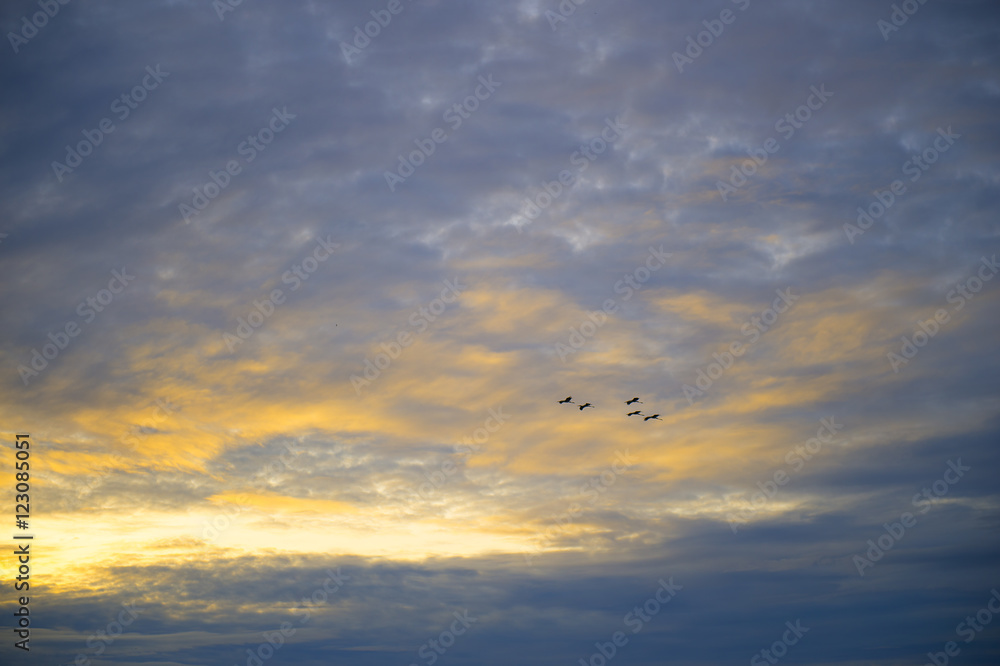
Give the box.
[1,0,999,664]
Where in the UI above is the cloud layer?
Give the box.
[1,0,999,664]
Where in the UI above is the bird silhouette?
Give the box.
[578,403,594,410]
[625,397,642,405]
[558,396,574,404]
[643,414,661,421]
[626,410,642,417]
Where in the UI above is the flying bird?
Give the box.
[643,414,661,421]
[578,403,594,410]
[626,411,642,417]
[558,397,574,404]
[625,397,642,405]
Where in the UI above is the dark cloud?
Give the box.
[1,0,999,664]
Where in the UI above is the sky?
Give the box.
[1,0,999,664]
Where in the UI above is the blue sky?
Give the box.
[1,0,999,664]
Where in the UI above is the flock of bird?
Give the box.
[558,396,661,421]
